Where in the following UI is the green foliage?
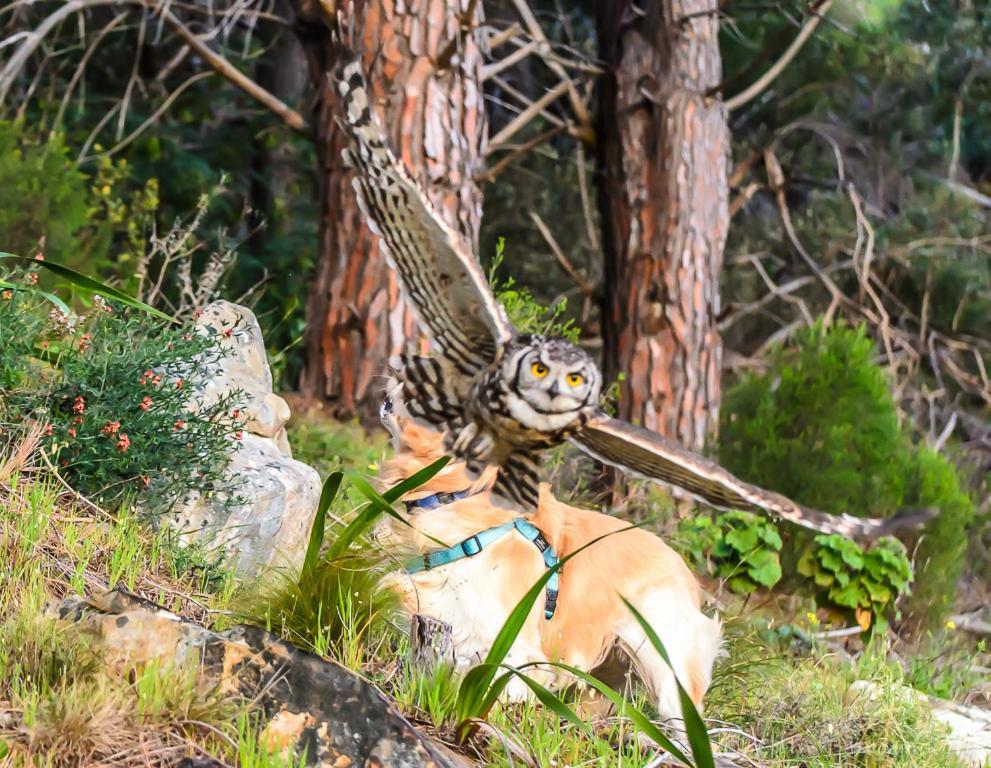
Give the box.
[798,535,913,632]
[719,321,973,625]
[0,122,158,279]
[0,270,242,509]
[489,237,579,342]
[675,511,784,594]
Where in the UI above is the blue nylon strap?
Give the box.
[405,488,471,512]
[404,516,562,620]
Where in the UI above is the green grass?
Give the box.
[1,412,976,768]
[0,445,282,767]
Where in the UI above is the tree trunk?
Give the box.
[297,0,487,426]
[596,0,729,451]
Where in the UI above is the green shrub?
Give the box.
[0,122,157,281]
[0,270,242,510]
[719,321,973,626]
[675,510,784,594]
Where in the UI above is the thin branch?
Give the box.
[529,211,596,298]
[54,10,128,126]
[0,0,308,135]
[488,79,569,150]
[507,0,591,127]
[476,123,564,181]
[724,0,833,112]
[82,70,213,162]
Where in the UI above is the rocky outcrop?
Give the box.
[162,301,321,578]
[49,590,470,768]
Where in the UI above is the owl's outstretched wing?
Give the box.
[572,414,937,539]
[334,55,512,375]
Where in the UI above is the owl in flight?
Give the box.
[334,55,932,539]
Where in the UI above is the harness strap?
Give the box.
[405,489,471,512]
[404,517,561,620]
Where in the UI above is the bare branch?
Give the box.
[529,211,596,298]
[724,0,833,112]
[487,79,569,150]
[476,123,564,181]
[0,0,308,135]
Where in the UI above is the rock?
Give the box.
[849,680,991,767]
[165,432,321,578]
[49,590,471,768]
[194,300,292,447]
[157,300,321,578]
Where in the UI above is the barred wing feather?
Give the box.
[335,57,511,375]
[573,414,937,539]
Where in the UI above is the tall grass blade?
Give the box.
[620,596,715,768]
[547,661,695,767]
[328,456,451,558]
[0,280,71,316]
[302,472,343,576]
[0,253,175,322]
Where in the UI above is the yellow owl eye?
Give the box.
[566,373,584,387]
[531,362,549,378]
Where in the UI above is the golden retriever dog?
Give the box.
[374,394,722,722]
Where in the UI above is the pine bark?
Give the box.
[297,0,487,425]
[597,0,729,451]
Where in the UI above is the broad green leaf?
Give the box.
[744,549,782,587]
[0,254,175,322]
[621,597,716,768]
[725,526,758,553]
[817,548,844,574]
[759,525,783,550]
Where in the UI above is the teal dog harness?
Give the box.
[404,511,560,620]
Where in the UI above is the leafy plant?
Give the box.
[719,321,974,625]
[675,510,783,594]
[0,266,241,509]
[798,535,913,632]
[488,237,579,342]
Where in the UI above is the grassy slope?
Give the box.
[0,412,975,767]
[0,442,289,767]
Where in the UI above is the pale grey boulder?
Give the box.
[158,300,321,578]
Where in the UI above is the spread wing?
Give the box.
[334,55,512,376]
[572,414,937,539]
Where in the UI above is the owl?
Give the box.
[335,53,934,538]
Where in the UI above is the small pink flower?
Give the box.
[43,423,53,437]
[25,272,39,286]
[78,333,92,352]
[223,327,233,339]
[68,428,77,438]
[1,290,11,301]
[116,433,131,453]
[139,396,153,411]
[34,252,45,261]
[173,419,185,431]
[141,475,151,488]
[72,396,86,414]
[176,379,185,390]
[102,421,121,436]
[235,430,244,441]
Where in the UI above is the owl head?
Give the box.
[504,335,602,421]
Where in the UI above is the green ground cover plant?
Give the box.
[719,321,975,625]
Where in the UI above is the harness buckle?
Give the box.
[460,535,483,557]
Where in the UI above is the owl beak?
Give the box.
[548,382,560,398]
